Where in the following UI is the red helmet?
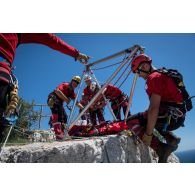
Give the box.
[131,54,152,73]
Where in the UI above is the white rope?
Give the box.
[0,125,14,157]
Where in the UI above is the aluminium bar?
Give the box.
[67,71,85,126]
[32,104,48,107]
[86,45,141,68]
[90,69,117,121]
[124,73,139,120]
[0,125,14,158]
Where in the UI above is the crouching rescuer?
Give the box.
[47,76,84,140]
[128,53,193,162]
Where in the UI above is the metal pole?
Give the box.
[67,71,85,126]
[0,125,14,158]
[32,104,50,129]
[86,46,137,68]
[0,104,22,159]
[38,105,43,129]
[90,69,117,121]
[69,46,140,130]
[33,104,48,106]
[124,73,139,120]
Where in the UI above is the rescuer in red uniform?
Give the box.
[47,76,84,140]
[80,78,106,125]
[128,53,192,162]
[0,33,89,141]
[103,84,131,120]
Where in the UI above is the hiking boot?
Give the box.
[156,143,178,163]
[55,134,64,140]
[53,123,65,140]
[164,132,181,147]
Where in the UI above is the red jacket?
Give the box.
[57,82,76,100]
[146,71,183,103]
[0,33,79,64]
[80,86,97,105]
[104,84,122,100]
[81,86,106,110]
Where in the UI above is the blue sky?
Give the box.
[14,33,195,152]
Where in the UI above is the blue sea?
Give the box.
[175,149,195,163]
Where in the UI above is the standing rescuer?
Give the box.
[80,77,106,125]
[129,53,193,162]
[0,33,89,141]
[47,76,84,140]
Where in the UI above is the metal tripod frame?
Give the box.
[68,44,144,130]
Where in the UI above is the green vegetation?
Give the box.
[16,98,40,131]
[4,98,40,145]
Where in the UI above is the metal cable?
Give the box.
[91,61,123,70]
[91,55,128,71]
[113,63,130,86]
[117,69,132,89]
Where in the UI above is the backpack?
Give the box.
[156,67,193,112]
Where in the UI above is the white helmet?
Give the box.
[84,75,92,82]
[90,82,97,92]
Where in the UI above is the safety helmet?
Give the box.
[72,76,81,84]
[131,54,152,73]
[90,81,97,92]
[84,75,92,82]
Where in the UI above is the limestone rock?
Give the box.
[0,135,179,163]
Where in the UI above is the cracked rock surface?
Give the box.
[0,135,179,163]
